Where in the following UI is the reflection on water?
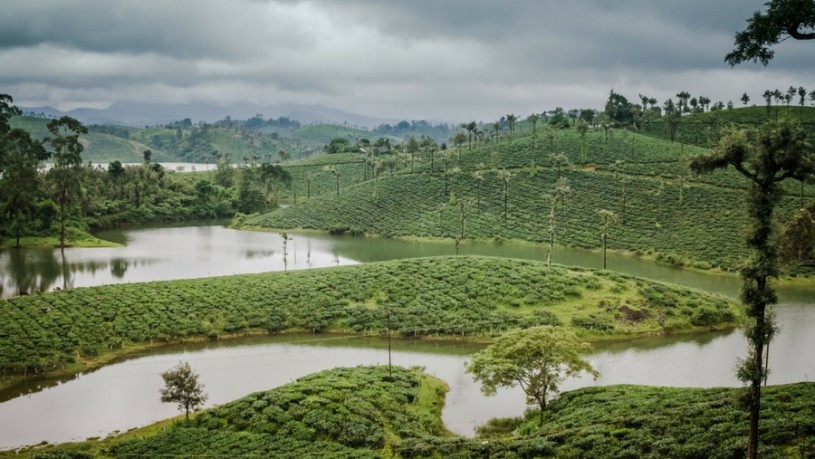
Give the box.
[2,224,814,302]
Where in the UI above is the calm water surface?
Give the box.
[1,225,813,450]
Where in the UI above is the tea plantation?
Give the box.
[11,366,815,459]
[0,256,739,388]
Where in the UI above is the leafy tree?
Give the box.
[726,0,815,66]
[0,94,22,174]
[676,91,691,113]
[160,361,208,421]
[548,108,570,129]
[0,130,49,247]
[325,137,350,154]
[466,326,597,418]
[45,116,87,248]
[798,86,808,106]
[505,114,517,139]
[741,92,751,105]
[594,112,612,144]
[451,131,467,162]
[107,160,125,198]
[662,99,681,142]
[689,120,815,459]
[213,154,235,188]
[763,89,774,118]
[545,177,571,267]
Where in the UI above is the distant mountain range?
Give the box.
[20,101,397,129]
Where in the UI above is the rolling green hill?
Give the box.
[9,115,378,164]
[641,105,815,148]
[243,121,814,271]
[9,116,170,163]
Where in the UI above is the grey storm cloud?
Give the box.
[0,0,812,121]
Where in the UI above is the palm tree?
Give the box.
[526,113,540,152]
[545,177,571,267]
[472,167,485,213]
[505,114,517,140]
[465,121,477,150]
[496,168,514,222]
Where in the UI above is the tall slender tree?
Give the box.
[496,168,514,222]
[598,209,618,270]
[45,116,88,248]
[527,113,540,152]
[545,177,571,267]
[689,120,814,459]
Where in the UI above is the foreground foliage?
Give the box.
[519,383,815,458]
[12,368,815,458]
[0,256,739,379]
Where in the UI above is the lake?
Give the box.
[0,225,813,450]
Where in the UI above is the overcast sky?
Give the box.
[1,0,812,122]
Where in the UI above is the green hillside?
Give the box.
[10,115,377,164]
[244,122,814,271]
[11,367,815,458]
[0,256,739,390]
[641,105,815,148]
[9,116,169,163]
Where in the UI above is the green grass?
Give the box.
[0,256,740,390]
[8,367,815,458]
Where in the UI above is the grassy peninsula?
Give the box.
[0,256,740,392]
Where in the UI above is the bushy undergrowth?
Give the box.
[110,366,446,458]
[517,382,815,458]
[0,256,738,374]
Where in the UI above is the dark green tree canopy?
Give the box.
[726,0,815,66]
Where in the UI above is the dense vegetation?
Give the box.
[11,114,378,164]
[0,256,739,385]
[240,103,815,272]
[11,367,815,458]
